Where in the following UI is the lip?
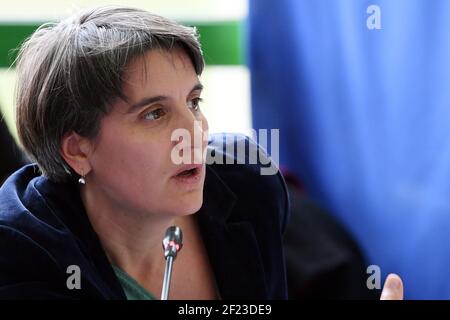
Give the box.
[171,164,205,187]
[172,164,203,177]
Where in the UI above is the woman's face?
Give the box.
[86,48,208,218]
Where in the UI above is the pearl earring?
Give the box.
[78,171,86,185]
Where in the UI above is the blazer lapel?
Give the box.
[197,166,268,299]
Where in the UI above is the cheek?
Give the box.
[90,129,172,192]
[90,140,176,213]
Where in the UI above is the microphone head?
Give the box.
[162,226,183,259]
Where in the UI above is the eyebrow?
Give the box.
[126,82,204,114]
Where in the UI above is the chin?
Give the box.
[174,193,204,216]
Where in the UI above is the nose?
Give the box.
[171,104,208,162]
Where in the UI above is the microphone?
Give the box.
[160,226,183,300]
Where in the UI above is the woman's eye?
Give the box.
[188,97,203,112]
[143,108,166,121]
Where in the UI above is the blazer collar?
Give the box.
[197,165,268,299]
[33,164,268,299]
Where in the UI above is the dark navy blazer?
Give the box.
[0,133,289,299]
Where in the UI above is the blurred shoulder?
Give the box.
[206,133,290,231]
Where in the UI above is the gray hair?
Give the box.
[15,6,204,182]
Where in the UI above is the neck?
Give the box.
[80,183,187,280]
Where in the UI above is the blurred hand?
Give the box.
[380,273,403,300]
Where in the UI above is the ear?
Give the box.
[60,131,93,176]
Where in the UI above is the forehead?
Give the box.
[121,48,197,97]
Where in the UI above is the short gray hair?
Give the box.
[15,6,204,182]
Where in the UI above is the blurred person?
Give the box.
[0,6,402,300]
[283,172,380,299]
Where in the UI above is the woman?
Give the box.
[0,6,402,300]
[0,6,290,300]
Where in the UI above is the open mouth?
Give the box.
[174,165,202,178]
[172,165,203,185]
[176,167,198,177]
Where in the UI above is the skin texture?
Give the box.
[380,274,404,300]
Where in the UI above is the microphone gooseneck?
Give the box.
[160,226,183,300]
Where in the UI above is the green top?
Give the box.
[112,265,157,300]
